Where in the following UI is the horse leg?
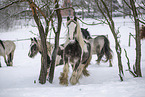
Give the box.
[82,54,92,76]
[0,58,1,67]
[95,45,102,64]
[109,59,112,67]
[59,57,69,85]
[3,55,9,66]
[8,50,15,66]
[7,53,12,66]
[96,53,102,64]
[70,59,82,85]
[70,64,85,85]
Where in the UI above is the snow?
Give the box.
[0,16,145,97]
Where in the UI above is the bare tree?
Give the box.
[95,0,124,81]
[48,0,62,83]
[123,0,142,77]
[0,0,60,84]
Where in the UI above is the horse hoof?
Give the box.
[70,72,78,85]
[59,73,68,86]
[82,69,90,77]
[70,77,78,85]
[59,77,68,86]
[7,64,12,66]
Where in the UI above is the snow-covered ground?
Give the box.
[0,17,145,97]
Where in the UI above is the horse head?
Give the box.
[28,37,39,58]
[81,28,92,40]
[66,16,78,40]
[66,16,87,52]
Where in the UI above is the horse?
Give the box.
[81,28,113,67]
[140,25,145,40]
[59,16,92,85]
[28,37,63,67]
[0,40,16,67]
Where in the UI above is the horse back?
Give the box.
[91,36,105,54]
[1,40,16,55]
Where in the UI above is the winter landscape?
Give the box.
[0,17,145,97]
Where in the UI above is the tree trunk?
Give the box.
[29,2,48,84]
[130,0,142,77]
[96,0,124,81]
[49,0,62,83]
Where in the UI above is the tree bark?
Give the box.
[28,1,48,84]
[96,0,124,81]
[49,0,62,83]
[130,0,142,77]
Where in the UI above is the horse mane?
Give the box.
[33,38,53,56]
[65,19,88,52]
[0,40,5,49]
[140,25,145,40]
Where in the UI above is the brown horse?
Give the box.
[140,25,145,40]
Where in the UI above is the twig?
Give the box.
[0,0,26,10]
[124,49,137,77]
[77,17,107,25]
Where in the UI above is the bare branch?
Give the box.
[77,17,107,25]
[122,0,132,10]
[124,49,137,77]
[0,0,25,10]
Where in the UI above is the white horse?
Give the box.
[0,40,16,67]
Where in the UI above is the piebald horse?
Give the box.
[59,17,91,85]
[0,40,16,67]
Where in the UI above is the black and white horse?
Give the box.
[0,40,16,67]
[59,17,91,85]
[81,28,113,67]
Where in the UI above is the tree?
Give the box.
[0,0,30,31]
[95,0,124,81]
[123,0,142,77]
[48,0,62,83]
[0,0,62,84]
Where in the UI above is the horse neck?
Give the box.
[36,40,42,53]
[37,40,53,55]
[76,21,88,52]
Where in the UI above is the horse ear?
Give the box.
[30,38,33,41]
[74,16,77,21]
[67,16,70,21]
[34,37,37,43]
[86,28,88,30]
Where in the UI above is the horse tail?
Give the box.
[102,36,112,62]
